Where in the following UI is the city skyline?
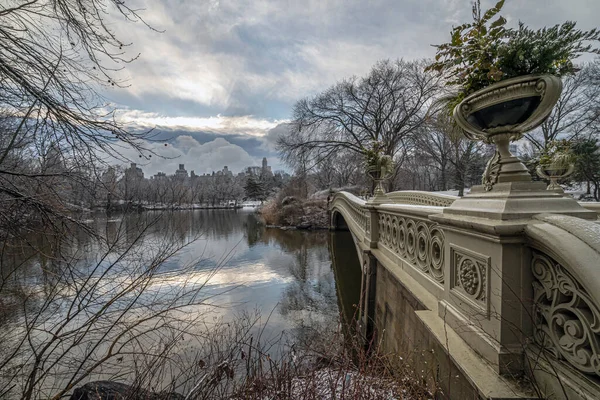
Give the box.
[125,156,284,181]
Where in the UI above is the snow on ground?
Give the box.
[285,368,428,400]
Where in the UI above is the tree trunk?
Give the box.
[587,180,591,195]
[456,169,465,197]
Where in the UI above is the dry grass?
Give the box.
[171,313,437,400]
[259,196,328,228]
[260,198,281,225]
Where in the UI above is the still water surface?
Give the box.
[0,209,362,395]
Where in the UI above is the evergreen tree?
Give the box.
[244,175,266,202]
[573,138,600,200]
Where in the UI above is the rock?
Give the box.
[296,222,312,230]
[70,381,184,400]
[281,196,299,206]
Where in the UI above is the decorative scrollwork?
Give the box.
[482,150,501,191]
[532,250,600,378]
[378,212,445,284]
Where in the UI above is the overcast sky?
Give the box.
[103,0,599,177]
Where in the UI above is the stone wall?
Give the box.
[374,263,484,399]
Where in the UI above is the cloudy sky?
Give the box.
[103,0,599,177]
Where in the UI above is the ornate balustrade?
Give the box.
[376,205,446,288]
[525,214,600,380]
[330,192,450,297]
[329,192,368,235]
[330,189,600,395]
[386,190,458,207]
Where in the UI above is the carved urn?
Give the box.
[366,155,393,198]
[536,164,575,193]
[453,75,563,190]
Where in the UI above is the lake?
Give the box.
[0,209,362,398]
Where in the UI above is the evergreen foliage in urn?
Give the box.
[425,0,600,113]
[538,140,575,171]
[364,141,394,179]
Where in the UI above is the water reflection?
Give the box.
[1,210,362,330]
[0,209,363,395]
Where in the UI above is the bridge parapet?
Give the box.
[525,214,600,389]
[330,192,367,234]
[375,204,446,298]
[386,190,458,207]
[329,189,600,399]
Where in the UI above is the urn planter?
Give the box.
[453,75,563,190]
[536,163,575,193]
[367,166,386,197]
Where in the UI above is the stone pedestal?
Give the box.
[443,182,597,221]
[364,202,380,249]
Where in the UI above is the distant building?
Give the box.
[122,163,144,201]
[246,166,262,176]
[262,157,272,176]
[175,164,188,179]
[222,166,233,177]
[153,171,167,179]
[274,170,290,181]
[125,163,144,180]
[246,158,272,177]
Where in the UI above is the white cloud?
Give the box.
[99,0,600,172]
[108,136,261,177]
[118,109,285,137]
[110,0,600,117]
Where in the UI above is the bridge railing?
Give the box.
[329,192,368,235]
[329,189,600,393]
[386,190,458,207]
[375,204,447,297]
[330,191,453,298]
[525,214,600,380]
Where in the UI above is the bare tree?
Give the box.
[278,59,441,174]
[527,61,600,151]
[0,0,163,239]
[414,124,453,191]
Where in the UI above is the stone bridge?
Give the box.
[329,188,600,400]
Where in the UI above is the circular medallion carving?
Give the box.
[397,219,407,256]
[406,221,417,259]
[429,229,444,282]
[458,259,481,297]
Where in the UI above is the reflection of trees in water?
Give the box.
[0,224,98,324]
[0,208,365,397]
[244,213,262,247]
[238,213,361,346]
[243,213,329,252]
[0,208,223,399]
[0,210,210,324]
[277,234,340,347]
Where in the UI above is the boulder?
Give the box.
[70,381,184,400]
[281,196,299,206]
